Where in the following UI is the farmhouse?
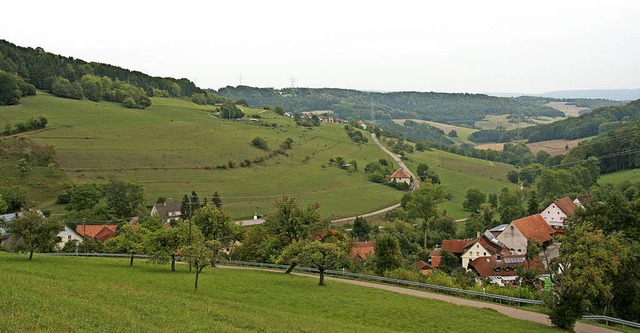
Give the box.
[540,197,578,230]
[468,255,544,286]
[75,225,118,242]
[387,168,413,185]
[151,202,182,224]
[496,214,555,255]
[461,231,511,269]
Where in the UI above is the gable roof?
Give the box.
[75,225,118,242]
[389,168,411,179]
[554,197,578,217]
[152,202,182,215]
[511,214,554,243]
[464,231,510,257]
[468,255,544,277]
[414,260,430,270]
[351,241,375,259]
[441,240,468,254]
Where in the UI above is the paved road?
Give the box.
[330,133,417,223]
[220,266,617,333]
[370,133,420,189]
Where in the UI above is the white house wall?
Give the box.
[540,203,567,229]
[496,224,528,255]
[462,243,491,269]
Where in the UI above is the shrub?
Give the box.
[251,137,269,150]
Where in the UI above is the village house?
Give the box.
[75,225,118,242]
[387,168,413,185]
[467,255,545,286]
[429,239,468,268]
[56,226,83,250]
[496,214,555,255]
[573,193,592,208]
[351,241,375,259]
[540,196,578,231]
[461,231,511,269]
[150,202,182,224]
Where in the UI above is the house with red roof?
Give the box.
[540,197,578,231]
[387,168,412,185]
[497,214,555,255]
[468,255,545,286]
[351,241,375,259]
[429,239,469,268]
[461,231,511,269]
[75,224,118,242]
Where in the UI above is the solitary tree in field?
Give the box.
[192,205,240,266]
[279,239,349,286]
[182,229,214,291]
[1,210,63,260]
[145,221,190,271]
[105,224,149,266]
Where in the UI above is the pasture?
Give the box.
[392,119,477,145]
[403,148,517,219]
[0,94,400,219]
[0,253,559,333]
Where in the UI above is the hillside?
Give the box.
[0,93,401,218]
[0,254,558,332]
[216,86,565,127]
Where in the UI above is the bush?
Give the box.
[251,137,269,150]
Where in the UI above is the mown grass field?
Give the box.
[402,147,517,220]
[474,115,560,131]
[599,169,640,185]
[0,94,400,219]
[0,253,560,333]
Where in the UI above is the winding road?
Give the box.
[330,133,418,223]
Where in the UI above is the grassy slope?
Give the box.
[403,148,517,220]
[0,94,399,219]
[392,119,477,145]
[0,253,559,333]
[599,169,640,185]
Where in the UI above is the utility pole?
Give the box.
[290,76,296,88]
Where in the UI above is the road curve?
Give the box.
[329,133,418,223]
[370,133,420,189]
[219,266,617,333]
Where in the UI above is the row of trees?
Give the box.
[3,116,47,136]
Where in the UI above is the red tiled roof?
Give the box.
[512,214,554,243]
[576,194,592,206]
[389,168,411,179]
[468,255,544,277]
[429,248,442,257]
[442,240,468,254]
[414,260,430,269]
[76,225,118,242]
[464,232,510,257]
[554,197,577,217]
[351,241,375,259]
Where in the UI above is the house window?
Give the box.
[68,235,72,240]
[476,252,479,256]
[483,252,486,256]
[517,249,522,252]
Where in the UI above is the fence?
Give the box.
[47,253,640,329]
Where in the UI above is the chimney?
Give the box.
[476,231,481,239]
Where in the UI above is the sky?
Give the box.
[1,0,639,94]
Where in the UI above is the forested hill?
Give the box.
[470,99,640,143]
[216,86,564,126]
[0,40,201,97]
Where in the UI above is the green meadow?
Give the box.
[403,147,517,220]
[599,169,640,185]
[0,253,559,333]
[392,119,478,145]
[0,94,400,219]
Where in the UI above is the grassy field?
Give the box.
[392,119,477,145]
[599,169,640,185]
[0,94,400,219]
[545,102,588,117]
[475,138,586,157]
[474,115,560,131]
[0,253,560,333]
[402,147,517,220]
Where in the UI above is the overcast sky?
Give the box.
[1,0,639,94]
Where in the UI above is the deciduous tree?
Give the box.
[1,210,63,260]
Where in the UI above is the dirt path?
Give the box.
[220,266,618,333]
